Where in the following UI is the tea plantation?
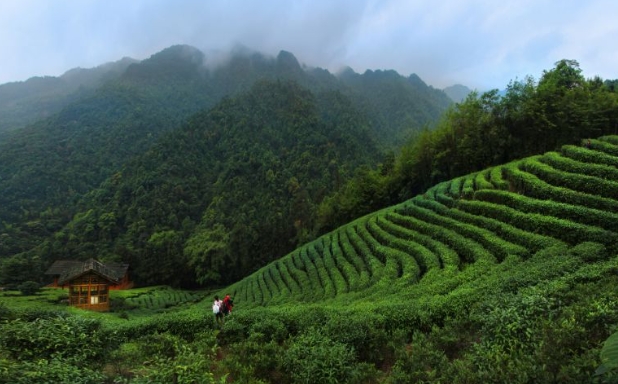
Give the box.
[2,136,618,383]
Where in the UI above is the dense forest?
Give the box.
[0,45,452,288]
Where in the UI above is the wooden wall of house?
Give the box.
[67,272,111,311]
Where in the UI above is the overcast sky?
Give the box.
[1,0,617,90]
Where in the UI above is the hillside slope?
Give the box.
[226,135,618,305]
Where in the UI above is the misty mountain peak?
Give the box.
[443,84,472,103]
[123,45,205,82]
[407,73,427,87]
[149,45,205,65]
[276,50,302,73]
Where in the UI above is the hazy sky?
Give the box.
[1,0,617,90]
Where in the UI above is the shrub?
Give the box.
[0,358,105,384]
[17,281,40,296]
[568,242,608,262]
[283,329,366,384]
[129,332,221,384]
[221,335,284,383]
[0,302,13,321]
[386,331,449,383]
[0,315,117,365]
[249,316,289,343]
[323,312,390,365]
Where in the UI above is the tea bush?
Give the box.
[283,329,367,384]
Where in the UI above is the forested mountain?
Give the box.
[0,44,453,287]
[35,81,381,287]
[339,68,452,146]
[0,57,137,135]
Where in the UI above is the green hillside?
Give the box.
[2,137,618,383]
[225,135,618,305]
[201,136,618,382]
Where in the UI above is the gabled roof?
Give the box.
[45,259,129,285]
[45,260,84,275]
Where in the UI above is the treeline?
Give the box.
[316,60,618,233]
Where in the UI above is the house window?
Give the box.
[91,296,99,305]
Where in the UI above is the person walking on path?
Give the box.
[213,295,224,328]
[222,293,233,316]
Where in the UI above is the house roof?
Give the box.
[45,259,129,285]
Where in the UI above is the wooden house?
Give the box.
[45,259,131,311]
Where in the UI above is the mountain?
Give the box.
[0,45,452,264]
[340,69,452,145]
[0,57,137,135]
[443,83,472,103]
[40,80,382,287]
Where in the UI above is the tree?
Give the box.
[184,223,230,285]
[18,281,40,296]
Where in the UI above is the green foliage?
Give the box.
[598,331,618,376]
[126,331,223,384]
[0,357,106,384]
[220,335,284,383]
[0,255,41,288]
[17,281,40,296]
[2,58,618,383]
[121,286,202,312]
[283,329,364,384]
[387,331,450,383]
[318,60,618,232]
[0,315,116,362]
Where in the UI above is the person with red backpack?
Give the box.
[221,293,233,316]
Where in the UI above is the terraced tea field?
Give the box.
[117,286,203,311]
[228,136,618,306]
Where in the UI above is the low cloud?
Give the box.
[0,0,616,89]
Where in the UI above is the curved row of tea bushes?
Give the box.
[541,151,618,181]
[561,144,618,168]
[503,162,618,212]
[327,233,361,292]
[472,189,618,246]
[413,196,530,259]
[599,135,618,145]
[338,230,371,289]
[377,214,460,268]
[385,210,493,265]
[489,165,509,190]
[474,170,495,190]
[522,156,618,200]
[369,215,438,273]
[590,138,618,156]
[434,199,552,254]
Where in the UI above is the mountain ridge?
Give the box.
[0,45,452,286]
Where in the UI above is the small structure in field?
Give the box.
[45,259,131,311]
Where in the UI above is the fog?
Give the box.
[1,0,617,90]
